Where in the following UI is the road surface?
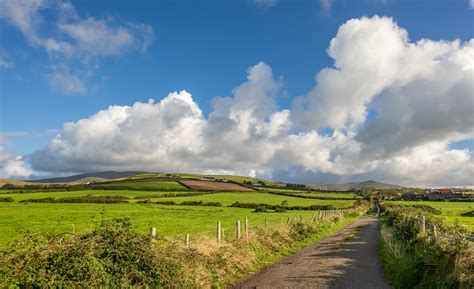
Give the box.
[230,215,392,289]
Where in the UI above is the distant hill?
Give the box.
[28,171,146,183]
[308,180,405,191]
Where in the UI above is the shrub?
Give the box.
[252,206,269,213]
[0,197,14,202]
[180,201,203,206]
[20,196,129,204]
[202,202,222,207]
[155,201,176,205]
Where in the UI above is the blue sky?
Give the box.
[0,0,473,186]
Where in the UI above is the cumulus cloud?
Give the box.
[470,0,474,9]
[24,16,474,186]
[0,147,32,179]
[0,0,154,94]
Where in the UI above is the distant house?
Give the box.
[198,177,215,182]
[436,188,453,194]
[251,182,262,187]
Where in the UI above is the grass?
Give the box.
[89,181,187,190]
[0,190,192,201]
[146,192,355,207]
[389,201,474,232]
[0,202,350,248]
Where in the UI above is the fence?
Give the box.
[148,209,348,246]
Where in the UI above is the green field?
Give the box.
[288,191,358,199]
[0,202,345,248]
[389,201,474,232]
[147,192,355,207]
[90,180,187,190]
[0,189,190,201]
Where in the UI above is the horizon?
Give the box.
[1,0,473,187]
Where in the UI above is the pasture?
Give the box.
[389,201,474,232]
[0,178,357,248]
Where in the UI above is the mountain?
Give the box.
[308,180,405,191]
[28,171,146,183]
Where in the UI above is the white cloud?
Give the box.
[25,16,474,186]
[319,0,334,12]
[0,147,32,179]
[470,0,474,9]
[253,0,278,8]
[0,0,154,94]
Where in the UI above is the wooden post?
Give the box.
[150,227,157,240]
[217,222,221,243]
[300,214,303,223]
[420,216,426,233]
[244,218,249,239]
[185,233,189,248]
[236,220,241,239]
[264,218,268,228]
[432,225,437,240]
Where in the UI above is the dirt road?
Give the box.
[230,216,392,289]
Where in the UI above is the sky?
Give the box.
[0,0,473,187]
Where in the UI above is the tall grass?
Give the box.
[379,204,473,289]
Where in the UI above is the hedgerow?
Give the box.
[379,203,473,288]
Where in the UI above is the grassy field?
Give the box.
[0,189,192,201]
[146,192,355,207]
[89,180,187,190]
[389,201,474,232]
[285,191,358,199]
[0,202,347,248]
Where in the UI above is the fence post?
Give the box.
[432,225,437,240]
[185,233,189,248]
[236,220,241,239]
[300,214,303,223]
[420,216,426,233]
[244,218,249,239]
[217,222,221,243]
[265,218,268,228]
[150,227,157,240]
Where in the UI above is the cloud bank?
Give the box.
[5,16,474,186]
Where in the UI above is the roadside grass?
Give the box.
[389,201,474,232]
[0,202,351,248]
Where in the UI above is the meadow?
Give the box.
[389,201,474,232]
[0,182,357,248]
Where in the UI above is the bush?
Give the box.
[155,201,176,205]
[380,204,473,288]
[252,205,269,213]
[180,201,203,206]
[202,202,222,207]
[0,197,14,202]
[0,219,185,287]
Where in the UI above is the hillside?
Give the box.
[28,171,146,183]
[308,180,405,191]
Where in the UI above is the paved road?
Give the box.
[230,216,392,289]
